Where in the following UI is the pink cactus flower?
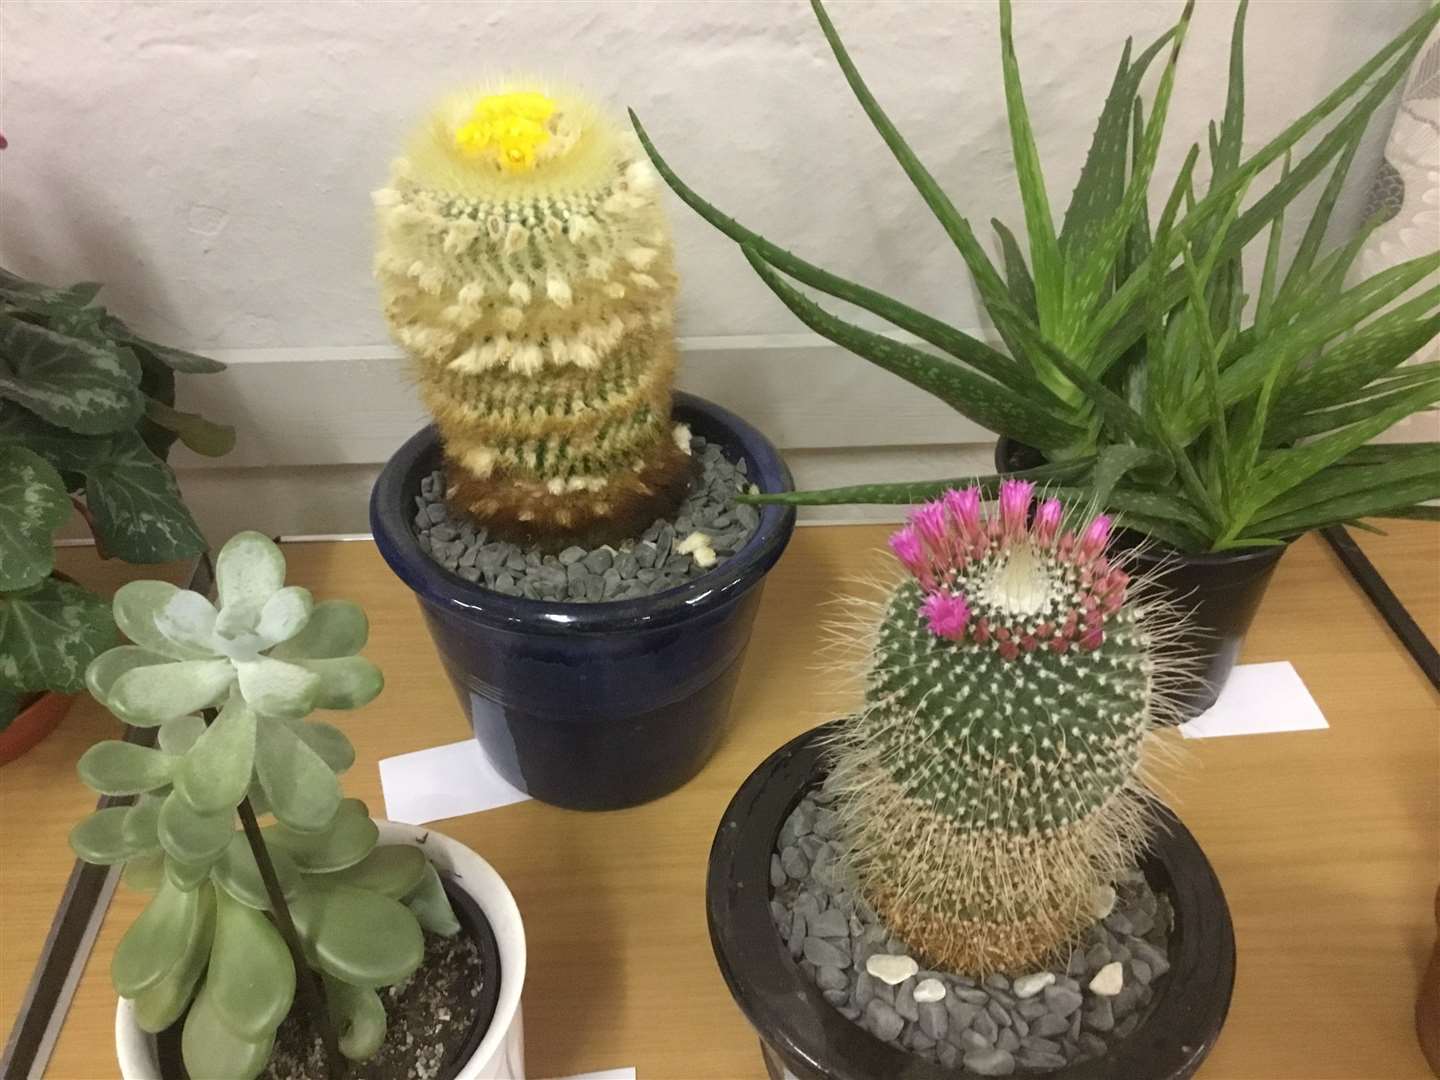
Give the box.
[910,500,950,555]
[889,525,929,585]
[943,485,983,537]
[921,590,971,641]
[1079,515,1113,560]
[998,479,1035,536]
[1032,498,1063,546]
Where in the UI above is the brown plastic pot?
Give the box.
[0,691,76,767]
[1420,884,1440,1076]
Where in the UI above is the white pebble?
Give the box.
[866,953,919,986]
[692,545,718,569]
[1012,971,1056,999]
[1091,884,1117,919]
[913,977,946,1003]
[1089,961,1124,996]
[675,530,712,556]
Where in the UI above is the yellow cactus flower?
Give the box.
[454,91,558,172]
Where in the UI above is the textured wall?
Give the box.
[0,0,1422,352]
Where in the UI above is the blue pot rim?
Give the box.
[370,392,797,634]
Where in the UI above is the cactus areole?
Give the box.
[829,481,1182,973]
[375,86,692,545]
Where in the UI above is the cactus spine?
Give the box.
[375,85,691,543]
[828,482,1180,973]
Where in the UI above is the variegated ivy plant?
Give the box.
[0,268,233,732]
[70,532,459,1080]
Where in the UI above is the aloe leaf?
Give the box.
[1089,446,1165,508]
[180,982,275,1080]
[740,459,1094,507]
[1271,371,1440,444]
[325,976,386,1062]
[1246,473,1440,538]
[208,888,295,1040]
[107,658,236,727]
[131,883,216,1034]
[70,806,137,864]
[991,219,1037,321]
[0,446,69,591]
[1277,127,1366,305]
[175,690,256,814]
[739,246,1082,450]
[268,599,369,661]
[265,797,377,873]
[111,581,213,660]
[1211,0,1248,181]
[1276,303,1440,417]
[215,531,286,611]
[1370,504,1440,523]
[255,714,341,833]
[1247,451,1440,523]
[77,740,177,796]
[158,790,234,865]
[211,830,301,911]
[293,883,424,989]
[113,875,199,997]
[404,863,461,937]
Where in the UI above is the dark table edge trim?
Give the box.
[1321,525,1440,691]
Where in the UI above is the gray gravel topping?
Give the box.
[411,437,760,601]
[770,792,1175,1074]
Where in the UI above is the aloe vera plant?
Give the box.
[632,0,1440,552]
[0,269,233,732]
[71,532,458,1080]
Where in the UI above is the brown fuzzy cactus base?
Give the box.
[444,438,695,549]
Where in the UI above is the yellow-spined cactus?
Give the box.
[375,85,692,544]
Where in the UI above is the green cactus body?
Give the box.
[374,86,691,544]
[828,483,1175,973]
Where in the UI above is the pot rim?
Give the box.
[369,391,796,635]
[707,723,1237,1080]
[115,819,526,1080]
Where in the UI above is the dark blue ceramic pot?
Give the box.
[370,393,797,811]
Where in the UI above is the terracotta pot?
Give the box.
[0,691,76,766]
[1420,884,1440,1076]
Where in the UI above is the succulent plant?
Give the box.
[0,268,232,732]
[70,532,457,1080]
[826,482,1182,973]
[374,85,692,545]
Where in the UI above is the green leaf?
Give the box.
[113,875,200,997]
[235,656,321,720]
[158,713,208,755]
[129,339,226,375]
[175,690,256,814]
[265,797,377,873]
[167,854,214,892]
[86,645,172,701]
[154,589,220,656]
[208,888,295,1040]
[288,719,356,774]
[255,714,341,832]
[255,585,313,648]
[0,316,143,434]
[292,656,383,711]
[325,976,386,1062]
[84,433,207,563]
[0,446,70,590]
[211,830,301,911]
[1245,472,1440,538]
[142,398,236,458]
[106,658,236,727]
[180,982,275,1080]
[268,599,368,660]
[77,740,177,795]
[404,862,461,937]
[111,581,214,660]
[132,882,216,1034]
[122,794,164,855]
[123,851,166,892]
[1089,445,1167,512]
[70,806,139,864]
[292,883,424,989]
[991,219,1037,321]
[158,789,235,865]
[326,844,428,900]
[1275,306,1440,418]
[1247,451,1440,523]
[216,531,286,611]
[739,458,1093,506]
[0,575,115,693]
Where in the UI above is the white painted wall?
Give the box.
[0,0,1427,536]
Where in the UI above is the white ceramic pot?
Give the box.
[116,820,526,1079]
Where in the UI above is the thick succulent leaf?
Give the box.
[154,590,219,656]
[158,790,235,865]
[167,854,216,892]
[70,806,138,864]
[325,976,387,1062]
[253,586,313,649]
[211,831,301,911]
[293,657,384,711]
[268,599,369,660]
[107,658,235,727]
[112,876,199,997]
[991,218,1037,322]
[234,656,320,720]
[158,713,207,755]
[254,714,341,832]
[289,719,356,774]
[175,690,256,814]
[404,863,461,937]
[84,434,207,563]
[86,645,172,702]
[143,398,236,458]
[215,531,287,611]
[122,796,164,854]
[180,982,275,1080]
[209,888,295,1040]
[0,316,143,435]
[123,852,166,892]
[294,883,424,989]
[0,576,115,693]
[112,581,214,660]
[131,882,216,1034]
[77,740,177,795]
[265,797,376,872]
[0,446,70,590]
[327,844,428,900]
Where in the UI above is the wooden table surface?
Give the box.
[3,523,1437,1080]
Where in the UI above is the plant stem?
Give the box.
[236,798,344,1078]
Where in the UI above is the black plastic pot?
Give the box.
[708,723,1236,1080]
[994,436,1288,718]
[372,393,797,810]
